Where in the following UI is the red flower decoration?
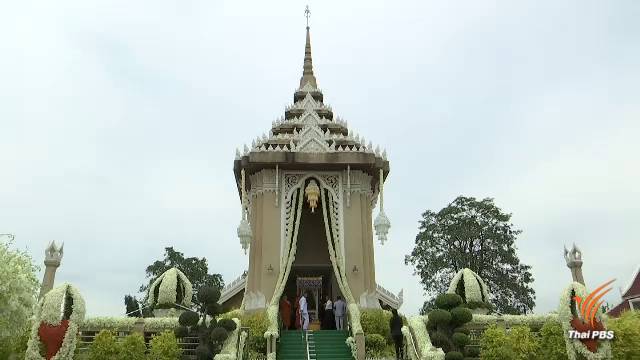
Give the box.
[38,320,70,360]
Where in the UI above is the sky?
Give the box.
[1,0,639,317]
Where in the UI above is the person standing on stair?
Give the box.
[322,296,334,329]
[390,309,404,360]
[280,295,292,330]
[334,295,346,330]
[299,291,309,330]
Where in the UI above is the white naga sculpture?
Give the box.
[564,243,585,286]
[39,241,64,299]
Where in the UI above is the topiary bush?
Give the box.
[427,293,473,358]
[118,333,146,360]
[174,285,235,359]
[537,320,568,360]
[607,310,640,360]
[365,333,387,357]
[148,331,181,360]
[87,330,120,360]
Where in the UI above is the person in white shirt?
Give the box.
[299,291,309,330]
[334,295,347,330]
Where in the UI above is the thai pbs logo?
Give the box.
[568,279,615,342]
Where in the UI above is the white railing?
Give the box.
[219,271,247,304]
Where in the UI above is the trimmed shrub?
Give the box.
[241,310,268,355]
[118,333,145,360]
[218,318,238,332]
[210,327,229,343]
[444,351,464,360]
[428,309,452,327]
[452,332,470,348]
[147,331,181,360]
[435,293,463,310]
[537,320,568,360]
[179,311,200,327]
[607,310,640,360]
[365,333,387,357]
[87,330,120,360]
[430,331,452,352]
[197,286,221,304]
[450,307,473,327]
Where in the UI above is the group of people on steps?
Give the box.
[279,293,405,360]
[279,292,347,331]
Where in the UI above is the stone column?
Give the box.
[564,243,585,286]
[39,241,63,300]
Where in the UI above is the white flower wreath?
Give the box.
[25,283,86,360]
[558,282,612,360]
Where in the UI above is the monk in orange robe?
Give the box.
[279,295,292,330]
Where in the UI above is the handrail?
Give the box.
[305,330,311,360]
[403,326,420,360]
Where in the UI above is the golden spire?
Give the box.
[300,5,317,89]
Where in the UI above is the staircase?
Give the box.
[312,330,352,360]
[278,331,308,360]
[277,330,352,360]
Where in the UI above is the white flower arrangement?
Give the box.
[558,282,612,360]
[143,317,180,332]
[214,318,241,360]
[469,313,559,329]
[447,268,490,304]
[348,303,363,334]
[346,336,357,359]
[81,316,138,331]
[26,283,86,360]
[147,267,193,307]
[264,190,305,340]
[407,316,445,360]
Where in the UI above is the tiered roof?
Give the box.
[233,26,389,188]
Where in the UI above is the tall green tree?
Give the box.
[125,247,224,314]
[405,196,535,314]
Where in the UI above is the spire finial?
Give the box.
[299,5,317,89]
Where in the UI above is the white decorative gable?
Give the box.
[295,123,333,153]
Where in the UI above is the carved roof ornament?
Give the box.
[564,243,583,268]
[45,241,64,265]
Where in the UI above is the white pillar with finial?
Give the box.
[564,243,585,286]
[39,241,64,299]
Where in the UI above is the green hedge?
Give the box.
[480,324,541,360]
[240,310,268,355]
[360,309,393,343]
[607,310,640,360]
